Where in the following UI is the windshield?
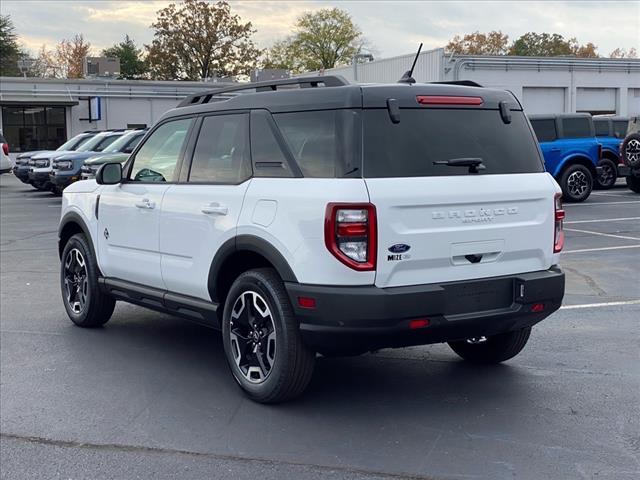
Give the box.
[102,131,143,154]
[363,109,544,177]
[56,134,92,151]
[77,133,122,152]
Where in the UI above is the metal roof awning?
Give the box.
[0,98,79,106]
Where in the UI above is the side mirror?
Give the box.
[96,162,122,185]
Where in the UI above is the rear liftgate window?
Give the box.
[363,109,544,178]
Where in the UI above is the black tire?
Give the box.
[560,164,593,202]
[31,182,48,191]
[448,327,531,364]
[222,268,315,403]
[60,233,115,328]
[626,175,640,194]
[595,158,618,189]
[621,133,640,168]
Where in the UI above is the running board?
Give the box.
[98,277,220,328]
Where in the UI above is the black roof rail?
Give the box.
[177,75,350,108]
[430,80,484,88]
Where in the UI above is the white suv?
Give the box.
[58,76,566,403]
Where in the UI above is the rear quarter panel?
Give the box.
[238,178,374,286]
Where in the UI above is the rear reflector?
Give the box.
[531,303,545,313]
[298,297,316,309]
[409,318,430,330]
[416,95,483,106]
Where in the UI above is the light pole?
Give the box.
[352,53,374,82]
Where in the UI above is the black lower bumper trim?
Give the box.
[285,267,565,352]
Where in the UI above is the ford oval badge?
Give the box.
[388,244,411,254]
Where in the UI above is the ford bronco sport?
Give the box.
[58,76,566,403]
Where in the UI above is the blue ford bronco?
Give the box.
[529,113,602,202]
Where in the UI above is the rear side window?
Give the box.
[363,109,544,178]
[0,133,6,143]
[594,120,610,137]
[613,120,629,138]
[562,118,592,138]
[530,119,558,142]
[189,114,250,184]
[250,111,293,178]
[273,110,360,178]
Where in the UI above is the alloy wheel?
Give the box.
[626,139,640,166]
[63,248,88,314]
[567,170,589,197]
[598,163,615,187]
[229,291,277,384]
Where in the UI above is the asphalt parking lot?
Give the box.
[1,173,638,480]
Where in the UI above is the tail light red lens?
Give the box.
[416,95,483,106]
[325,203,377,271]
[409,318,430,330]
[554,193,565,253]
[1,143,8,156]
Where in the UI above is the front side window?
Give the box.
[129,118,193,182]
[562,118,592,138]
[530,119,557,143]
[189,114,250,183]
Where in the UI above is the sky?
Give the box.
[3,1,639,59]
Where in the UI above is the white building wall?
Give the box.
[301,48,444,83]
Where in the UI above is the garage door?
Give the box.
[576,88,616,114]
[628,88,640,116]
[522,87,565,114]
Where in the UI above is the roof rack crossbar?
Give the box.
[178,75,349,107]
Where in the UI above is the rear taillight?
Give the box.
[554,193,565,253]
[1,143,8,156]
[325,203,377,271]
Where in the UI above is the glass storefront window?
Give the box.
[1,105,67,152]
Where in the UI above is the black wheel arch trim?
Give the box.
[58,211,96,260]
[208,235,298,303]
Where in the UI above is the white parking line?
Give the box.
[590,192,633,197]
[563,244,640,254]
[561,300,640,310]
[565,217,640,224]
[564,228,640,242]
[564,201,640,207]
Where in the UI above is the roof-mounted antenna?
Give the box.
[398,43,423,84]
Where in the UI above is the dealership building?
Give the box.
[0,77,234,153]
[307,48,640,116]
[1,50,639,153]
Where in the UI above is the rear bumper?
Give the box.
[618,165,639,177]
[286,267,565,352]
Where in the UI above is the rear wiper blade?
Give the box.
[433,157,485,174]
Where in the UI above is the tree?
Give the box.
[31,45,59,78]
[446,31,509,55]
[509,32,598,57]
[610,47,638,58]
[145,0,261,81]
[55,34,92,78]
[264,8,364,74]
[102,35,148,79]
[0,14,26,76]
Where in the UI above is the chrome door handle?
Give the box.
[201,203,228,215]
[135,198,155,209]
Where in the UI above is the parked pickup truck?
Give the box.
[593,115,628,189]
[529,113,602,202]
[619,116,640,193]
